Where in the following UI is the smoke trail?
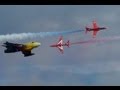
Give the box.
[71,39,107,45]
[70,36,120,45]
[0,29,84,42]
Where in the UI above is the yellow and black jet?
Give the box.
[2,41,41,57]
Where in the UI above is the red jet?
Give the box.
[50,36,70,54]
[85,21,107,38]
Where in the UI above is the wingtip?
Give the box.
[92,36,96,38]
[92,20,96,23]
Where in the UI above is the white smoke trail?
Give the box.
[0,30,83,43]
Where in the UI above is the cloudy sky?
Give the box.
[0,5,120,86]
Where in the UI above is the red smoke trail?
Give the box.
[70,36,120,45]
[70,39,107,45]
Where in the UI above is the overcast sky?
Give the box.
[0,5,120,86]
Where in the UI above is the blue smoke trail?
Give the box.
[0,29,84,42]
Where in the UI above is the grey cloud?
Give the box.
[1,5,120,85]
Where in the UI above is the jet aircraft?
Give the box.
[85,21,107,38]
[2,41,41,57]
[50,36,70,54]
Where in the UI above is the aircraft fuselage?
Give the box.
[87,27,106,31]
[50,44,68,47]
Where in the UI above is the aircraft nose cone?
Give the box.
[38,43,41,46]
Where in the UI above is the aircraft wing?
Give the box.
[57,46,64,54]
[93,21,98,29]
[57,36,63,45]
[21,50,34,57]
[58,36,63,42]
[93,30,98,38]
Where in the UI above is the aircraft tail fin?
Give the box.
[2,41,9,47]
[3,41,9,44]
[85,27,89,34]
[66,40,70,47]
